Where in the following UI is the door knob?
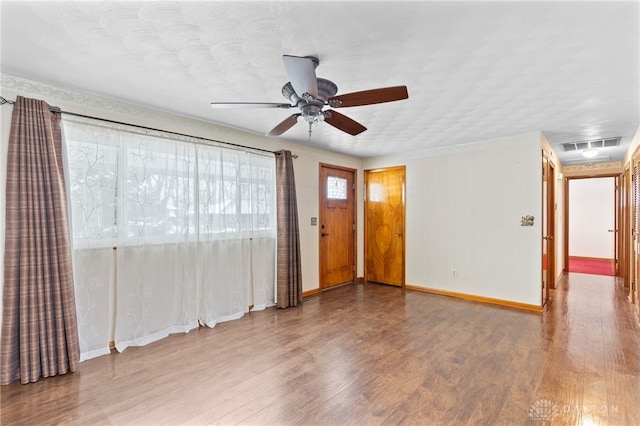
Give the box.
[395,233,403,237]
[543,235,553,241]
[608,229,617,233]
[321,232,330,237]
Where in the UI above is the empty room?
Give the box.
[1,1,639,425]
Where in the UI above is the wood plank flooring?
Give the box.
[2,273,639,425]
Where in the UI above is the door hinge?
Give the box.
[632,282,636,291]
[353,223,356,231]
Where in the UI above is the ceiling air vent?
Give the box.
[603,137,620,147]
[562,137,620,152]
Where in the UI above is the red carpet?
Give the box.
[568,257,614,276]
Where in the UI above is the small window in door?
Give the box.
[327,176,347,200]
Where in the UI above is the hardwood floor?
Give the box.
[2,273,639,425]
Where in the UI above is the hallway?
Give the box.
[1,273,639,425]
[538,273,640,424]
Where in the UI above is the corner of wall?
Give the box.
[541,132,562,174]
[623,125,640,167]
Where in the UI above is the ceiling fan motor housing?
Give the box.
[282,78,338,124]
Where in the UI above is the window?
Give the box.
[64,117,276,359]
[65,120,275,247]
[327,176,348,200]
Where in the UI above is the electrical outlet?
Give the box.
[451,269,457,278]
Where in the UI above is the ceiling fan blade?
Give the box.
[210,102,292,109]
[267,114,300,136]
[324,110,367,136]
[328,86,409,108]
[282,55,318,99]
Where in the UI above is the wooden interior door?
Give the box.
[364,166,405,287]
[620,169,630,286]
[633,162,639,307]
[614,175,620,276]
[548,161,556,288]
[319,164,356,289]
[541,153,553,305]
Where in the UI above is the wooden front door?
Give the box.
[364,166,405,287]
[319,164,356,289]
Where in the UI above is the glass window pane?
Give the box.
[327,176,347,200]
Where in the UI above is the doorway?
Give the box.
[319,164,356,289]
[565,176,616,276]
[364,166,405,287]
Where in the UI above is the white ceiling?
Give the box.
[1,1,638,163]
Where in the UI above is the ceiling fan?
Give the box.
[210,55,409,137]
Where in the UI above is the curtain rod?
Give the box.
[0,96,297,158]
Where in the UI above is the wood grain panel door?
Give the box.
[364,166,405,287]
[633,162,639,308]
[542,153,555,305]
[620,169,630,286]
[319,164,356,289]
[614,175,620,276]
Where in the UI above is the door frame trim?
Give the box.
[318,163,357,289]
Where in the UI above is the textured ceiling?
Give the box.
[1,1,638,163]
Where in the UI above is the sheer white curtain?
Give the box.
[65,127,119,360]
[196,149,276,326]
[64,118,276,359]
[115,137,199,351]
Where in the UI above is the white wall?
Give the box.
[568,177,615,259]
[0,75,363,312]
[363,132,543,307]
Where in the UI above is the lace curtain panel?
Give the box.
[63,118,276,359]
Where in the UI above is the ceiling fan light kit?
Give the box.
[210,55,408,138]
[281,77,338,126]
